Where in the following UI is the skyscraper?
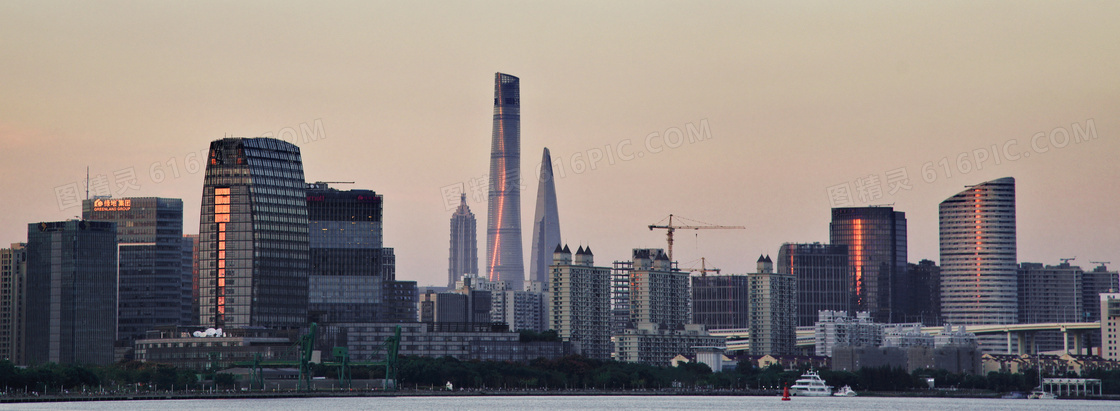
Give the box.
[199,137,309,329]
[529,148,561,291]
[486,72,524,291]
[448,193,478,288]
[0,243,27,364]
[777,243,850,327]
[939,177,1017,326]
[1017,261,1083,352]
[25,220,117,365]
[306,183,416,323]
[83,197,191,343]
[830,207,907,323]
[747,257,797,355]
[906,259,941,326]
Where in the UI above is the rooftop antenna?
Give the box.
[85,166,89,200]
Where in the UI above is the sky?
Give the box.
[1,1,1118,287]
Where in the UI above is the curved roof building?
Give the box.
[528,147,561,291]
[939,177,1017,325]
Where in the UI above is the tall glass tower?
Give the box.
[486,72,524,290]
[448,193,478,288]
[199,137,309,329]
[830,207,907,323]
[939,177,1017,326]
[528,147,561,291]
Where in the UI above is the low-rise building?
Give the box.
[134,327,294,370]
[612,323,724,366]
[320,322,569,363]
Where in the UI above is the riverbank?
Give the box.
[4,388,1116,404]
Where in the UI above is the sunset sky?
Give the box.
[2,1,1118,287]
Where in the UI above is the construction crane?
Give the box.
[1060,257,1077,265]
[683,257,721,276]
[648,214,745,261]
[1091,261,1111,268]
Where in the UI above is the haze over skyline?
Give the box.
[2,2,1118,288]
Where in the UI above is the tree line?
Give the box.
[3,356,1120,395]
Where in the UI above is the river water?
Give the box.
[1,395,1113,410]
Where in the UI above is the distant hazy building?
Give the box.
[550,244,612,360]
[1101,293,1120,361]
[830,207,907,323]
[814,311,883,357]
[448,193,478,288]
[905,260,941,326]
[25,220,118,365]
[419,276,491,324]
[528,148,561,292]
[1018,262,1083,324]
[613,248,690,330]
[0,243,27,364]
[747,256,797,355]
[939,177,1017,326]
[183,234,199,325]
[458,273,547,332]
[777,243,850,327]
[84,197,191,343]
[613,323,723,366]
[1083,264,1119,323]
[486,72,525,291]
[199,137,309,329]
[691,272,751,330]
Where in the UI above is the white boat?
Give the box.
[789,370,832,396]
[833,385,857,397]
[1028,389,1056,399]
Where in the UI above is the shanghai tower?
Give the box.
[529,147,561,291]
[486,72,524,290]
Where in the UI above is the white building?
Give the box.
[1101,293,1120,361]
[550,245,612,360]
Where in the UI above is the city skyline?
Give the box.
[1,3,1118,288]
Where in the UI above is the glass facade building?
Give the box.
[448,193,478,288]
[528,147,561,291]
[25,220,118,365]
[777,243,850,327]
[830,207,907,323]
[307,183,416,323]
[486,72,525,291]
[84,197,191,343]
[691,274,751,330]
[939,177,1017,326]
[199,137,309,329]
[905,259,941,326]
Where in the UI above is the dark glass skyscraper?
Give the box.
[199,137,309,329]
[486,72,524,291]
[306,183,416,323]
[777,243,850,327]
[528,147,561,291]
[830,207,907,323]
[25,220,117,365]
[448,193,478,288]
[84,197,191,343]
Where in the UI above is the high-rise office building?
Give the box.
[905,259,941,326]
[747,256,797,355]
[0,243,27,364]
[691,271,751,330]
[777,243,850,327]
[1083,264,1119,323]
[939,177,1017,326]
[1017,262,1083,352]
[448,193,478,288]
[486,72,525,291]
[199,137,309,329]
[25,220,117,365]
[306,183,416,323]
[528,147,561,291]
[550,244,612,360]
[184,234,199,325]
[84,197,191,343]
[830,207,907,323]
